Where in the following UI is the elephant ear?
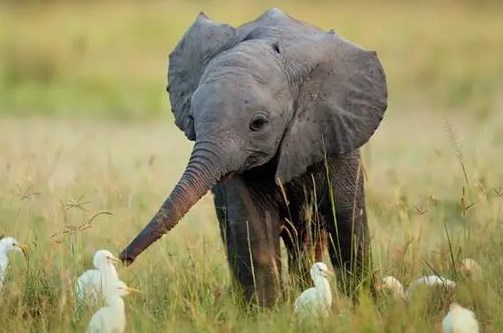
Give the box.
[167,13,237,141]
[275,31,388,184]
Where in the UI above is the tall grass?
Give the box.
[0,109,502,331]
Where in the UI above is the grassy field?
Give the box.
[1,111,502,332]
[1,0,503,332]
[0,0,502,119]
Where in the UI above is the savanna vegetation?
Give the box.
[0,0,502,332]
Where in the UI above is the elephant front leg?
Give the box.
[212,179,282,308]
[323,153,375,300]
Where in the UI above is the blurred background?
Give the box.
[0,0,501,121]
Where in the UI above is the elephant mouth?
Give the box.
[218,172,235,183]
[242,150,272,171]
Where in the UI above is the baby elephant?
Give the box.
[120,8,388,307]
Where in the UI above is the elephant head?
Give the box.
[119,8,387,265]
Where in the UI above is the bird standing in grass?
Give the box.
[87,279,140,333]
[76,250,121,304]
[406,275,457,297]
[293,262,333,318]
[459,258,482,281]
[442,302,479,333]
[0,236,28,295]
[378,276,408,303]
[377,258,481,302]
[378,274,457,302]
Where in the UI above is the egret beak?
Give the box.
[108,255,122,264]
[18,244,29,257]
[123,286,141,293]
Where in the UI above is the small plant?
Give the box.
[50,211,111,244]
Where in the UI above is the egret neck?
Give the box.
[313,273,332,309]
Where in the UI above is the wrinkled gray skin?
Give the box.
[119,8,388,307]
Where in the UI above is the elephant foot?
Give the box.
[242,262,281,308]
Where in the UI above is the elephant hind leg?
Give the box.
[280,222,309,286]
[280,214,326,288]
[314,229,328,262]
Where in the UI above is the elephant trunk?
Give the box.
[119,141,225,265]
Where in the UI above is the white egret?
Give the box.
[0,236,28,295]
[293,262,333,318]
[378,276,407,302]
[76,250,121,304]
[459,258,482,281]
[87,279,140,333]
[378,274,456,302]
[378,258,481,302]
[406,275,457,296]
[442,302,479,333]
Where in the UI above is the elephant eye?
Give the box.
[249,114,268,131]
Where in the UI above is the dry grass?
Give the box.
[0,109,502,332]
